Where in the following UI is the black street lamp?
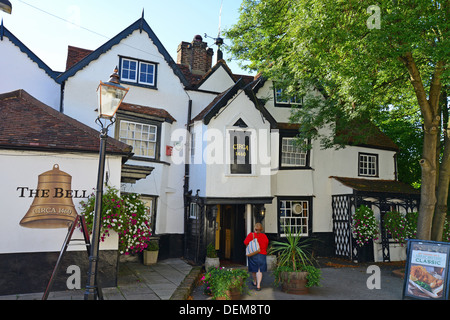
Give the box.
[84,67,128,300]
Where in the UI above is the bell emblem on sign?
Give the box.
[20,164,78,229]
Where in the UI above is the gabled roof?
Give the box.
[57,16,190,87]
[192,78,276,127]
[185,59,256,90]
[0,22,59,80]
[192,59,237,90]
[335,118,399,151]
[0,90,133,156]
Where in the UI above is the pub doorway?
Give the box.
[217,204,246,265]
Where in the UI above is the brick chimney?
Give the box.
[177,35,213,76]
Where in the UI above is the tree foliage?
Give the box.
[225,0,449,240]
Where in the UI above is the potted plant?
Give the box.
[205,242,220,271]
[202,267,249,300]
[270,226,321,294]
[143,239,159,265]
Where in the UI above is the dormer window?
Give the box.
[274,87,303,107]
[119,56,157,88]
[359,152,378,177]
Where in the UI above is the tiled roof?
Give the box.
[0,90,133,156]
[65,45,93,70]
[177,64,204,87]
[335,118,399,151]
[119,102,176,123]
[331,176,419,195]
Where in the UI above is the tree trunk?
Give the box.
[418,133,438,240]
[432,88,450,241]
[400,54,443,240]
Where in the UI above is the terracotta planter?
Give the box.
[280,271,309,295]
[143,250,158,265]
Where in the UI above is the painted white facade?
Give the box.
[60,26,190,236]
[254,79,398,234]
[0,16,417,265]
[189,90,272,199]
[0,26,60,110]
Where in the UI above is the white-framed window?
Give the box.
[120,57,157,87]
[279,198,310,237]
[359,152,378,177]
[189,202,200,219]
[281,137,308,167]
[139,62,155,86]
[119,120,157,158]
[275,88,303,106]
[121,58,138,82]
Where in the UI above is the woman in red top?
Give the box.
[244,223,269,290]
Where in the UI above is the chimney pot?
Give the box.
[177,35,213,76]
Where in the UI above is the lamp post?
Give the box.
[0,0,12,14]
[84,67,128,300]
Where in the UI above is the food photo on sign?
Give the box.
[403,240,450,299]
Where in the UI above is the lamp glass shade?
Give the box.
[260,206,266,216]
[0,0,12,14]
[97,81,128,119]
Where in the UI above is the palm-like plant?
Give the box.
[270,225,321,288]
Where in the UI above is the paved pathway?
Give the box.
[0,258,195,300]
[0,257,408,301]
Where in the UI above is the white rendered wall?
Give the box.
[62,30,190,235]
[0,36,60,109]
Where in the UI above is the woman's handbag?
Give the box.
[246,233,260,257]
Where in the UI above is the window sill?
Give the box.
[279,166,313,170]
[120,80,157,90]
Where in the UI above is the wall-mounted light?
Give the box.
[260,206,266,217]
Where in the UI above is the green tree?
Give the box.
[226,0,449,240]
[374,102,423,188]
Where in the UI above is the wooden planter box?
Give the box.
[280,271,309,295]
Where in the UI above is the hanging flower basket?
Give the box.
[79,186,152,255]
[352,205,379,247]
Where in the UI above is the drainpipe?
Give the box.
[183,99,192,258]
[59,81,65,113]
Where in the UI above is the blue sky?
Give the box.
[1,0,251,74]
